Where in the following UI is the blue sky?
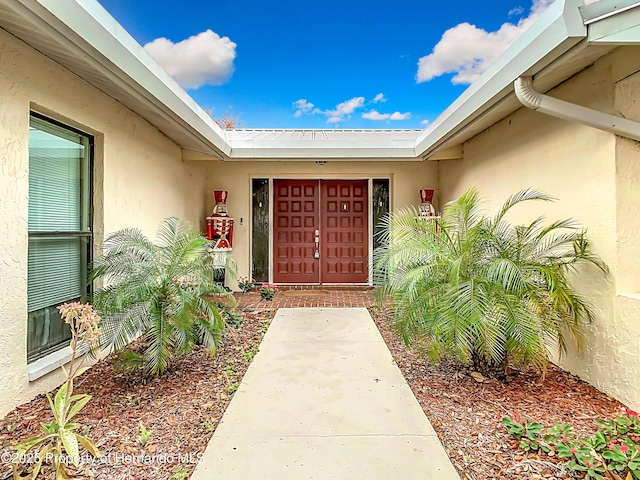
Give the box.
[97,0,554,129]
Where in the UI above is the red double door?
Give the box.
[274,179,368,284]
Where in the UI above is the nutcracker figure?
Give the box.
[419,189,436,218]
[206,190,234,250]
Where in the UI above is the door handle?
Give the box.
[314,229,320,258]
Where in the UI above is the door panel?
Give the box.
[321,180,368,283]
[273,179,369,284]
[273,180,319,283]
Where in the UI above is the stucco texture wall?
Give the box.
[195,160,437,287]
[439,47,640,410]
[0,29,207,416]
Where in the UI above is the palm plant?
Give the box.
[90,217,234,375]
[374,187,607,376]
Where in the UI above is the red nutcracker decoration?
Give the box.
[206,190,234,250]
[419,189,436,218]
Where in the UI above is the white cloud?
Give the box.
[295,96,412,124]
[416,0,554,85]
[293,99,315,117]
[362,110,390,120]
[362,110,412,121]
[144,29,236,89]
[373,93,386,103]
[390,112,411,120]
[325,97,365,123]
[420,119,430,126]
[508,5,524,16]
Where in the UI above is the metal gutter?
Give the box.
[515,76,640,140]
[413,0,587,159]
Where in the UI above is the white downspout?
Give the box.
[514,76,640,141]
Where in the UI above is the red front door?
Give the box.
[274,180,319,284]
[273,179,368,284]
[321,180,368,283]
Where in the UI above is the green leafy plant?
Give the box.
[503,408,640,479]
[91,217,235,375]
[169,466,190,480]
[375,187,607,376]
[237,276,255,293]
[202,420,216,433]
[13,303,102,479]
[259,283,277,301]
[137,421,153,446]
[216,301,243,329]
[501,415,544,452]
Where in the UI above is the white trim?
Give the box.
[26,343,90,381]
[27,346,73,381]
[269,177,274,284]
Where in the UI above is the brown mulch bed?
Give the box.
[0,308,275,480]
[369,306,628,480]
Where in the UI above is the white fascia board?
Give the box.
[227,139,419,159]
[413,0,587,159]
[586,3,640,44]
[18,0,231,157]
[227,147,420,160]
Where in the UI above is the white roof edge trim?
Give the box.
[18,0,231,157]
[580,0,640,24]
[413,0,587,159]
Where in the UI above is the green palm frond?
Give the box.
[91,217,233,375]
[375,186,607,376]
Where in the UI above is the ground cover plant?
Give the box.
[374,187,607,376]
[503,409,640,479]
[91,217,234,375]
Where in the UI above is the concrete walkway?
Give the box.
[191,308,459,479]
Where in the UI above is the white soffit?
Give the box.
[0,0,230,158]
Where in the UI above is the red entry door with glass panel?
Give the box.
[273,179,368,284]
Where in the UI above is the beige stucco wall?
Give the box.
[439,46,640,409]
[197,160,438,287]
[0,29,207,416]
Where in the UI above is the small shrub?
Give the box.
[91,217,235,375]
[237,276,255,293]
[375,187,607,376]
[259,283,277,301]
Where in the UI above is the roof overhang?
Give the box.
[1,0,639,162]
[414,0,640,160]
[0,0,230,159]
